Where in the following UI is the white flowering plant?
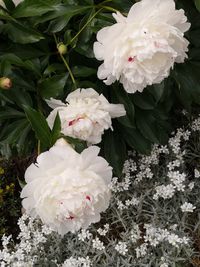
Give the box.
[0,0,199,177]
[1,110,200,266]
[0,0,200,266]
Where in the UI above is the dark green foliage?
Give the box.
[0,0,199,176]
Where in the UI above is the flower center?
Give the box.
[128,56,136,62]
[66,215,75,220]
[86,195,91,201]
[68,116,84,126]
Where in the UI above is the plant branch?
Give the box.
[67,7,104,46]
[53,34,77,89]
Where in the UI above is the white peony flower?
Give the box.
[21,139,112,235]
[94,0,190,93]
[46,88,126,144]
[0,0,23,7]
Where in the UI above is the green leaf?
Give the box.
[16,123,31,153]
[103,129,126,177]
[2,21,44,44]
[5,44,46,60]
[195,0,200,12]
[132,90,156,110]
[0,91,14,104]
[51,112,61,146]
[148,82,165,103]
[108,0,133,13]
[38,74,68,99]
[0,8,13,20]
[33,4,91,24]
[0,107,25,120]
[23,105,51,148]
[172,62,200,109]
[189,29,200,47]
[63,136,87,153]
[47,16,71,33]
[111,86,135,128]
[0,54,41,76]
[47,5,92,33]
[0,53,24,67]
[121,127,151,155]
[43,64,65,76]
[13,0,61,18]
[72,66,96,77]
[75,43,94,58]
[7,88,33,108]
[3,0,15,10]
[1,119,29,145]
[136,111,159,143]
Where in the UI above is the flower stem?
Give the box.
[98,5,119,13]
[68,7,104,46]
[60,53,77,89]
[53,34,77,89]
[37,140,41,155]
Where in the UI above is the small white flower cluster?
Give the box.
[169,129,190,155]
[191,117,200,131]
[135,243,148,258]
[130,224,141,243]
[169,171,186,191]
[153,184,175,200]
[110,158,136,192]
[134,223,190,259]
[135,145,169,184]
[109,176,131,192]
[188,182,195,190]
[144,224,189,248]
[167,159,182,171]
[97,224,109,236]
[78,229,92,242]
[0,214,53,266]
[152,126,195,200]
[195,169,200,178]
[115,242,128,255]
[153,170,187,199]
[160,263,169,267]
[78,227,107,251]
[61,256,91,267]
[109,114,199,264]
[117,197,139,210]
[92,237,105,251]
[159,256,169,267]
[181,202,196,213]
[78,229,106,251]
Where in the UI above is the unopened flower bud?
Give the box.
[57,43,67,55]
[0,77,12,89]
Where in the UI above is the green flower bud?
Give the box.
[0,77,12,90]
[57,43,67,55]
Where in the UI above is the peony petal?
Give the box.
[105,103,126,118]
[66,88,98,101]
[97,64,111,80]
[24,163,41,183]
[93,42,104,60]
[96,26,110,43]
[112,11,126,23]
[46,98,66,109]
